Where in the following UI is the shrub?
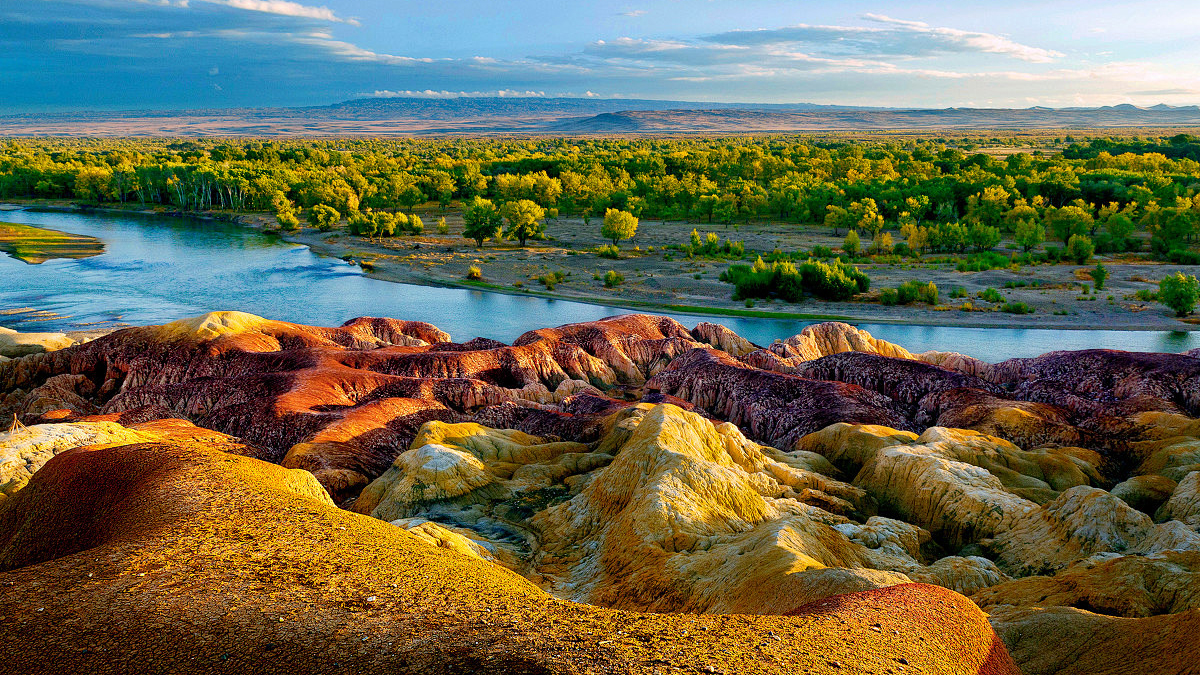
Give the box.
[950,287,968,299]
[1001,302,1034,314]
[720,257,868,302]
[880,288,899,306]
[276,210,300,231]
[538,270,566,290]
[1167,249,1200,265]
[810,245,835,259]
[1135,289,1159,302]
[405,214,424,235]
[1160,272,1200,316]
[843,230,861,256]
[1066,234,1094,264]
[466,265,482,281]
[597,244,620,259]
[437,217,449,235]
[347,210,372,236]
[604,270,624,288]
[897,280,939,305]
[977,288,1004,303]
[1092,263,1108,290]
[308,203,341,232]
[956,252,1011,272]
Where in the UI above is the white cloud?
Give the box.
[197,0,357,24]
[705,15,1063,64]
[620,10,646,17]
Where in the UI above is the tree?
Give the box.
[967,223,1001,252]
[462,197,501,247]
[1014,220,1045,252]
[371,211,397,237]
[848,198,884,237]
[1066,234,1095,264]
[870,231,894,255]
[825,205,850,236]
[307,203,341,232]
[965,186,1010,228]
[501,199,547,247]
[601,208,638,246]
[1160,272,1200,316]
[843,230,861,257]
[1092,263,1109,290]
[1046,205,1094,242]
[1105,213,1136,244]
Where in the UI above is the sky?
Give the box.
[3,0,1200,112]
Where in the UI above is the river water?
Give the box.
[1,209,1197,362]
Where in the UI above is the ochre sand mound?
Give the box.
[0,440,1017,675]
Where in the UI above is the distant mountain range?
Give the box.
[2,97,1199,136]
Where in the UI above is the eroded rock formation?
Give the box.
[4,312,1200,674]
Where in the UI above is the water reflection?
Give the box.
[1,209,1197,363]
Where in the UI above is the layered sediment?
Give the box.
[4,312,1200,674]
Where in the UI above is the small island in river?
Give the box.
[0,221,104,264]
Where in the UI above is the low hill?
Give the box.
[2,96,1199,136]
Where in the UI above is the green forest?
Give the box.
[3,134,1200,260]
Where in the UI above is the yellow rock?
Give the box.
[150,310,277,342]
[1156,471,1200,527]
[354,421,592,523]
[0,327,75,357]
[529,404,912,614]
[0,421,161,499]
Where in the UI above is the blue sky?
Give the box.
[3,0,1199,112]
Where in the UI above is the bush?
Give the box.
[604,270,624,288]
[538,270,566,290]
[879,288,899,306]
[720,257,869,302]
[956,251,1012,272]
[950,287,968,299]
[897,280,939,305]
[1135,289,1159,302]
[1092,263,1108,290]
[843,230,861,256]
[308,203,341,232]
[347,210,372,236]
[810,245,835,259]
[1160,272,1200,316]
[276,210,300,231]
[1066,234,1094,264]
[405,214,424,235]
[977,288,1004,303]
[1167,249,1200,265]
[597,244,620,259]
[1001,302,1034,314]
[466,265,482,281]
[437,217,449,235]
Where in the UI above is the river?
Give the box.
[1,209,1197,362]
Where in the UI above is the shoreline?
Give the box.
[5,199,1199,333]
